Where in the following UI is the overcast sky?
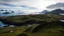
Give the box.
[0,0,64,14]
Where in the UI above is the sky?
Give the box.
[0,0,64,14]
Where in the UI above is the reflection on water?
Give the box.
[60,20,64,22]
[0,12,24,16]
[0,14,16,16]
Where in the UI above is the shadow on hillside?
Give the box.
[17,33,28,36]
[0,19,46,26]
[31,21,64,33]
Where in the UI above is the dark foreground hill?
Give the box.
[21,21,64,36]
[31,21,64,33]
[17,21,64,36]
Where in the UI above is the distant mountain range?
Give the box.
[41,9,64,15]
[0,9,25,16]
[0,9,64,16]
[0,9,14,14]
[40,10,48,14]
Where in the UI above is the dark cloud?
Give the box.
[47,3,64,9]
[0,3,15,7]
[0,3,36,9]
[1,0,21,2]
[21,5,36,9]
[2,0,12,1]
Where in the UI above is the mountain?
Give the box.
[2,12,10,14]
[0,9,25,16]
[46,9,64,15]
[40,10,48,14]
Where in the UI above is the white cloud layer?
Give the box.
[0,0,64,14]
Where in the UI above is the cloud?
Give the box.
[0,0,22,2]
[0,3,15,7]
[47,3,64,9]
[1,0,64,13]
[20,5,36,9]
[0,0,36,9]
[0,3,36,10]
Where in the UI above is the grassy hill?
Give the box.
[24,21,64,36]
[0,14,64,26]
[0,21,64,36]
[0,14,64,36]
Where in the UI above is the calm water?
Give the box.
[60,20,64,22]
[0,21,6,27]
[0,12,25,16]
[0,13,25,27]
[0,14,16,16]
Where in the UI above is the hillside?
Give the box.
[0,14,64,36]
[0,21,64,36]
[0,14,64,26]
[24,21,64,36]
[0,13,64,36]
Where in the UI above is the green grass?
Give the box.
[0,24,64,36]
[1,14,64,23]
[0,14,64,36]
[0,26,30,36]
[25,24,40,33]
